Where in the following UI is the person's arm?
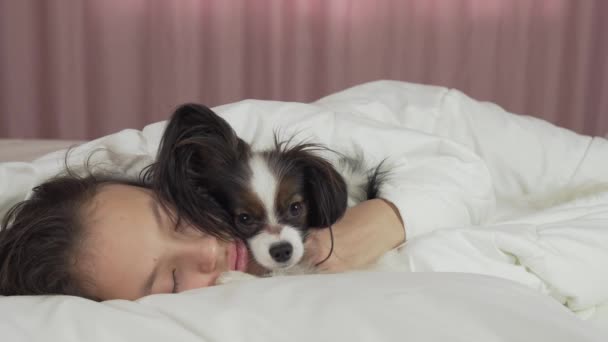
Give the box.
[304,198,405,273]
[317,80,608,200]
[329,113,496,238]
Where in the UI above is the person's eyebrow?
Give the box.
[142,199,163,296]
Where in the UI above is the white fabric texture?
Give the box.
[1,80,607,340]
[0,272,603,342]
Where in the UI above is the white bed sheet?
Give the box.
[1,272,604,342]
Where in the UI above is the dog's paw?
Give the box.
[215,271,259,285]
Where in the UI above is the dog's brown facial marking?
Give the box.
[233,189,267,237]
[275,175,308,229]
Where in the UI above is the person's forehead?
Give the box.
[96,183,151,201]
[87,184,157,244]
[90,184,155,220]
[83,184,158,300]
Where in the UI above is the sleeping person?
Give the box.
[0,170,404,300]
[0,81,606,314]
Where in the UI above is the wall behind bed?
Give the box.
[0,0,606,140]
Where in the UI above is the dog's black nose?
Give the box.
[269,242,293,263]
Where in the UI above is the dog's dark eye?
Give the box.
[237,213,253,225]
[289,202,303,216]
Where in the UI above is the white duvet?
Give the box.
[1,80,607,340]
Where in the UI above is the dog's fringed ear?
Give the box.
[285,145,348,228]
[304,157,348,228]
[155,103,248,183]
[144,103,246,240]
[161,103,249,168]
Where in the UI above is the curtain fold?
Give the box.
[0,0,605,139]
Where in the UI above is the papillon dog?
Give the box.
[150,104,389,283]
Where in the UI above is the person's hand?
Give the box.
[304,198,405,273]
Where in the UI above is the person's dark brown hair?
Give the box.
[0,173,148,299]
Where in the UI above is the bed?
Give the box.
[1,81,606,341]
[0,139,84,162]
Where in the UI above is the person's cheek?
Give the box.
[178,271,220,292]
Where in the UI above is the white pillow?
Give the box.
[0,272,603,341]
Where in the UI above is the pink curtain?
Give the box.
[1,0,606,140]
